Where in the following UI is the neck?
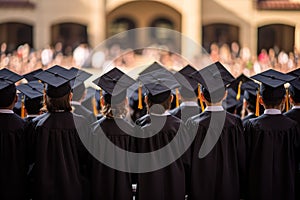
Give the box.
[205,101,222,106]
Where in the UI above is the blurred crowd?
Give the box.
[1,41,299,78]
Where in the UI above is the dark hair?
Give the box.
[147,95,172,114]
[101,100,127,118]
[0,86,16,108]
[46,93,72,113]
[261,96,284,108]
[25,97,43,114]
[202,87,225,103]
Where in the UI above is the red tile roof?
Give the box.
[257,1,300,10]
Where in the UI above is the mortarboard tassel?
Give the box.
[285,88,289,112]
[236,81,242,100]
[138,84,143,109]
[198,83,205,112]
[255,89,260,117]
[21,95,25,118]
[92,97,98,116]
[175,88,180,108]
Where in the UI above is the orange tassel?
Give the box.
[92,97,98,116]
[175,88,180,108]
[285,88,289,112]
[138,84,143,109]
[255,90,260,117]
[21,95,25,118]
[198,84,205,112]
[236,81,242,100]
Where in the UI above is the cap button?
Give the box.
[270,75,275,79]
[54,73,58,76]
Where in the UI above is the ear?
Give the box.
[289,95,295,105]
[222,90,228,101]
[200,92,206,102]
[145,95,149,105]
[169,94,174,103]
[69,92,73,101]
[259,96,264,105]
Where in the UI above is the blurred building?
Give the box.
[0,0,300,55]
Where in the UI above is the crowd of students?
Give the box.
[1,59,300,200]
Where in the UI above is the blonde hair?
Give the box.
[101,100,127,119]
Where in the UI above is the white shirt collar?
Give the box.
[264,109,281,115]
[71,101,81,106]
[0,109,14,114]
[180,101,198,107]
[27,114,39,118]
[151,110,170,116]
[292,106,300,110]
[247,112,254,116]
[204,106,224,112]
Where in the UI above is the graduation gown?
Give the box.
[27,112,90,200]
[89,117,135,200]
[242,113,256,127]
[136,113,189,200]
[244,113,300,200]
[185,110,246,200]
[0,112,28,200]
[71,102,96,124]
[169,102,201,122]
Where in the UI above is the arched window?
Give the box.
[0,22,33,52]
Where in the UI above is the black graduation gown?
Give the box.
[185,110,246,200]
[27,112,90,200]
[72,103,96,124]
[89,117,135,200]
[0,113,28,200]
[244,114,300,200]
[169,104,201,122]
[136,113,189,200]
[242,113,256,127]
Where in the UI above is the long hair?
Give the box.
[45,93,72,113]
[101,100,127,119]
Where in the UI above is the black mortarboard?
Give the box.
[139,61,165,75]
[222,88,243,112]
[289,77,300,103]
[17,81,44,99]
[192,61,235,102]
[34,65,77,98]
[287,68,300,77]
[127,82,146,110]
[93,68,135,104]
[174,64,198,98]
[229,74,252,101]
[69,68,92,100]
[138,68,180,104]
[0,68,23,92]
[251,69,296,102]
[23,69,43,82]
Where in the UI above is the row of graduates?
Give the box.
[1,61,300,200]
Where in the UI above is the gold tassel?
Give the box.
[21,95,25,118]
[198,83,205,112]
[92,97,98,116]
[138,84,143,109]
[255,90,260,117]
[285,88,289,112]
[236,81,242,100]
[175,88,180,108]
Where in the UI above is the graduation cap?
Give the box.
[0,68,23,93]
[191,61,235,103]
[23,69,43,82]
[287,68,300,77]
[229,74,252,101]
[138,68,180,104]
[222,88,243,113]
[127,82,147,110]
[138,61,165,75]
[251,69,295,100]
[68,68,92,101]
[93,68,135,104]
[174,64,199,98]
[288,77,300,103]
[34,65,77,98]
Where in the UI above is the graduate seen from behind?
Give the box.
[185,61,246,200]
[27,65,90,200]
[244,69,300,200]
[135,66,190,200]
[0,69,28,200]
[89,67,136,200]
